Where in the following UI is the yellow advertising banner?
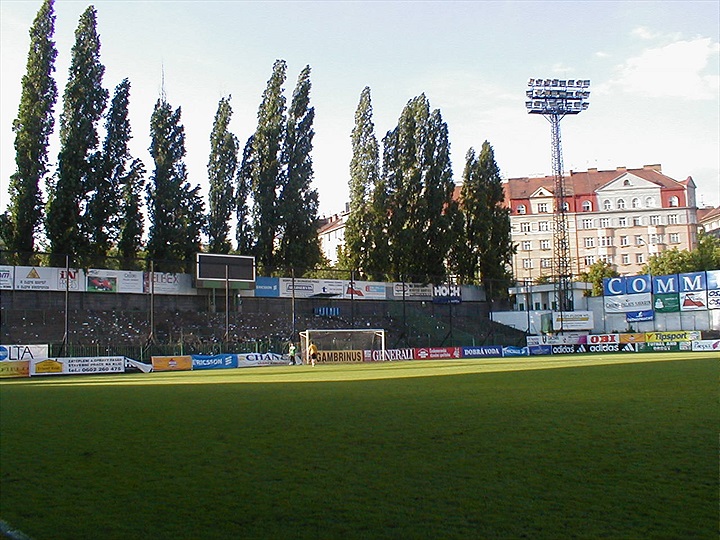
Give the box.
[151,355,192,371]
[0,360,29,378]
[619,333,646,344]
[318,350,363,363]
[645,331,701,343]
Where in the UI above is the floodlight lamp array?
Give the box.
[525,78,590,115]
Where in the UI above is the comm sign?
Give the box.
[196,254,255,283]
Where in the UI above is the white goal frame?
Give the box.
[299,328,386,364]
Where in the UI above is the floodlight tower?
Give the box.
[525,78,590,325]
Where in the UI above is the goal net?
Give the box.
[299,328,385,364]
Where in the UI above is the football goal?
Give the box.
[299,328,386,364]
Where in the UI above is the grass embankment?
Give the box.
[1,353,717,539]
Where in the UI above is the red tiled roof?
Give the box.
[698,206,720,222]
[503,164,688,205]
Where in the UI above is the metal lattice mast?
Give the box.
[526,78,590,329]
[549,116,572,313]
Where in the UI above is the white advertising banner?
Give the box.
[14,266,85,291]
[604,293,652,313]
[0,266,13,289]
[30,356,126,376]
[237,352,288,367]
[679,291,708,311]
[144,272,195,295]
[342,280,387,300]
[86,269,144,293]
[278,278,344,298]
[0,344,49,362]
[392,282,433,298]
[552,311,594,331]
[691,340,720,352]
[526,333,588,346]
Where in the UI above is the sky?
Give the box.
[1,0,719,225]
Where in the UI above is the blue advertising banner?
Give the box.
[502,346,529,357]
[528,345,552,356]
[626,310,654,322]
[603,275,651,297]
[255,276,280,297]
[191,354,238,370]
[461,346,502,358]
[679,271,706,292]
[653,274,679,294]
[707,270,720,290]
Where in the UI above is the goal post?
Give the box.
[299,329,385,364]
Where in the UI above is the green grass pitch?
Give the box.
[1,352,717,539]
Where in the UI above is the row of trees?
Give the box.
[1,1,323,274]
[2,0,515,295]
[344,88,513,292]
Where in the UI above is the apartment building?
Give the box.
[507,164,699,281]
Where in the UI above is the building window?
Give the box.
[540,239,550,250]
[650,234,664,245]
[669,233,680,244]
[618,217,627,227]
[581,218,593,229]
[538,202,549,213]
[669,196,679,207]
[635,235,644,246]
[617,199,626,210]
[620,235,629,246]
[584,255,596,266]
[646,196,656,208]
[599,218,610,228]
[541,258,552,268]
[622,254,630,265]
[668,214,678,225]
[520,222,531,232]
[561,202,569,211]
[633,217,642,226]
[522,241,532,251]
[636,253,645,264]
[599,236,613,247]
[584,237,595,248]
[603,200,612,211]
[522,258,533,269]
[632,198,640,209]
[582,201,592,212]
[517,204,526,215]
[599,255,612,264]
[539,221,550,232]
[650,215,661,225]
[623,179,631,186]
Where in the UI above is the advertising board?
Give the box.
[0,361,29,378]
[503,346,530,356]
[637,342,681,353]
[691,340,720,352]
[363,349,414,362]
[461,346,502,358]
[528,345,552,356]
[86,269,144,294]
[14,266,85,291]
[191,354,239,370]
[316,350,363,363]
[30,356,125,376]
[0,344,49,362]
[151,355,193,371]
[414,347,461,360]
[392,282,433,298]
[645,331,700,343]
[238,352,291,366]
[0,266,13,289]
[552,311,594,331]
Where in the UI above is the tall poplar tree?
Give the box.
[251,59,286,272]
[456,142,514,296]
[344,86,381,277]
[146,94,204,271]
[1,0,57,263]
[46,6,107,263]
[86,78,138,259]
[207,96,238,254]
[277,65,321,274]
[116,157,145,265]
[235,135,254,254]
[381,94,455,282]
